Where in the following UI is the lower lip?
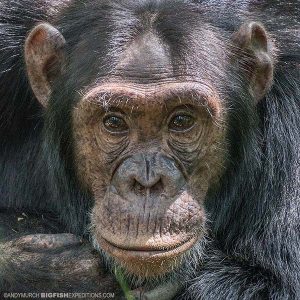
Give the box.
[98,235,199,260]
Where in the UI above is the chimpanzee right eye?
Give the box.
[103,115,129,133]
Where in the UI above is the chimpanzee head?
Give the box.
[24,1,275,279]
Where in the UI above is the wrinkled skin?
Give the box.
[73,83,226,277]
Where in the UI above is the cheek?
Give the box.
[73,125,106,189]
[72,118,127,192]
[169,122,227,186]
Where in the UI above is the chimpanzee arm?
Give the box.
[180,246,297,300]
[0,211,122,295]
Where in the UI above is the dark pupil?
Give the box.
[104,116,126,130]
[171,115,194,130]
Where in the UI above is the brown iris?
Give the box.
[103,115,128,133]
[169,114,195,132]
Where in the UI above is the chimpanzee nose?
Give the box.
[111,153,185,199]
[132,161,163,196]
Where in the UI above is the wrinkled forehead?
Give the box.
[78,82,222,118]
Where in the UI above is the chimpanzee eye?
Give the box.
[103,115,128,133]
[169,114,195,132]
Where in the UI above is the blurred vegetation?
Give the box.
[114,267,135,300]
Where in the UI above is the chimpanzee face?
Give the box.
[24,3,274,278]
[72,81,226,276]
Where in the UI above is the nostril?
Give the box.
[132,180,146,196]
[150,178,163,195]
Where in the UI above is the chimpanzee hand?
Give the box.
[0,233,122,295]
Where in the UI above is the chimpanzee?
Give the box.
[0,0,299,299]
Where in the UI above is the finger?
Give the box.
[13,233,81,251]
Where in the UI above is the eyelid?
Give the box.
[167,108,196,124]
[102,108,129,124]
[102,107,126,117]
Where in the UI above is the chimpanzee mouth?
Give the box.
[98,235,199,259]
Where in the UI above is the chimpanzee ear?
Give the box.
[233,22,275,102]
[24,23,66,107]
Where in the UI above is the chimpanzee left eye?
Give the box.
[169,114,195,132]
[103,115,128,133]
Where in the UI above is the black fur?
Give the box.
[0,0,299,298]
